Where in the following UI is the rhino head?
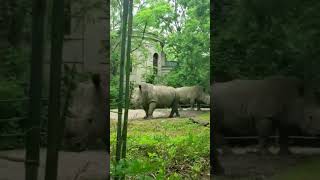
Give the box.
[130,83,149,109]
[302,104,320,136]
[130,87,142,109]
[63,73,107,151]
[300,85,320,136]
[291,86,320,136]
[199,93,210,105]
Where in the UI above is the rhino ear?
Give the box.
[91,73,101,88]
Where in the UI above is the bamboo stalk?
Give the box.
[121,0,133,160]
[44,0,65,178]
[115,0,129,164]
[25,0,46,179]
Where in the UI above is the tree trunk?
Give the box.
[44,0,65,179]
[25,0,46,179]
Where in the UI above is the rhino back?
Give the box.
[212,80,260,134]
[153,85,177,107]
[177,86,203,104]
[212,78,302,134]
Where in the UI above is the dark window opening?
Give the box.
[153,53,158,75]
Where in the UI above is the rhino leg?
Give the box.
[215,133,232,155]
[212,148,225,175]
[147,102,156,119]
[278,124,292,155]
[256,118,272,155]
[143,105,149,119]
[190,99,195,110]
[212,129,225,175]
[174,105,180,117]
[197,101,201,111]
[169,102,180,118]
[169,109,174,117]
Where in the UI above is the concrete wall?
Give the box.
[129,44,176,84]
[43,0,108,95]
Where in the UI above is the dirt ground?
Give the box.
[0,109,207,180]
[110,108,210,120]
[4,109,318,180]
[215,147,320,180]
[0,149,109,180]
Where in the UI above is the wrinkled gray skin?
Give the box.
[212,76,320,156]
[131,83,180,119]
[63,74,107,151]
[176,86,210,111]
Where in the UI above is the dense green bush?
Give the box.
[0,81,26,149]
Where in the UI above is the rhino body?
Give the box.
[212,76,320,155]
[63,74,107,151]
[131,83,180,119]
[176,86,210,111]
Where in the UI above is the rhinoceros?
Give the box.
[176,86,210,111]
[62,73,107,151]
[212,76,320,155]
[131,82,180,119]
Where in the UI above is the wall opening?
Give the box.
[153,53,158,75]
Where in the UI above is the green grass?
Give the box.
[267,157,320,180]
[110,112,210,179]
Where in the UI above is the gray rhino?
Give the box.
[131,82,180,119]
[176,86,210,111]
[212,76,320,155]
[63,73,107,151]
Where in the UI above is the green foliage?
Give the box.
[111,0,210,97]
[110,113,210,179]
[0,82,25,119]
[156,0,210,88]
[135,1,172,28]
[0,81,25,149]
[0,47,29,149]
[213,0,320,80]
[0,47,30,81]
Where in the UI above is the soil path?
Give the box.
[110,108,210,120]
[0,149,109,180]
[216,147,320,180]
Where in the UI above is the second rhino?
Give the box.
[176,85,210,111]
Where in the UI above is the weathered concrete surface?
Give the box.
[0,149,109,180]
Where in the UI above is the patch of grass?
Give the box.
[268,157,320,180]
[110,112,210,179]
